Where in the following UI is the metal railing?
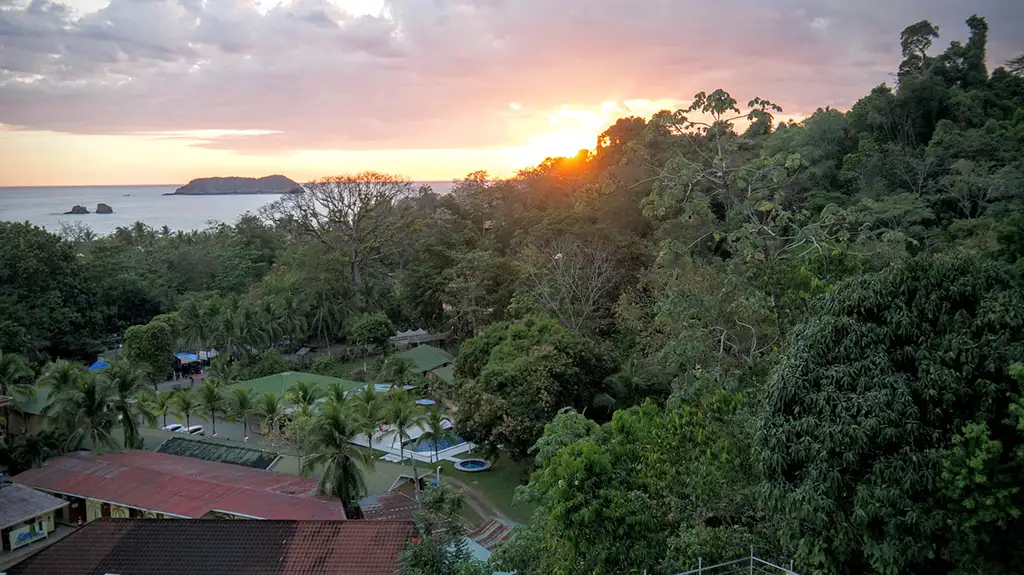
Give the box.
[672,547,798,575]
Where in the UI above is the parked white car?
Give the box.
[181,425,204,436]
[162,423,184,432]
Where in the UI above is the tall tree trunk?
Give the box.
[210,411,216,435]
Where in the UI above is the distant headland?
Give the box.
[165,175,303,196]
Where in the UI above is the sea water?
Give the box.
[0,182,454,236]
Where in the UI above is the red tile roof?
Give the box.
[7,518,415,575]
[11,450,345,520]
[362,489,419,521]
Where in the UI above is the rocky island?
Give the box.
[167,175,303,195]
[96,203,113,214]
[64,205,89,214]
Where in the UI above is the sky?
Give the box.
[0,0,1022,186]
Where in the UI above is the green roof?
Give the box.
[155,436,280,469]
[397,345,454,373]
[431,365,455,385]
[235,371,364,396]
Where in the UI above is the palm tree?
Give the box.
[280,293,309,345]
[227,387,257,439]
[8,429,67,471]
[207,359,239,387]
[233,302,268,353]
[418,406,455,483]
[0,351,33,436]
[178,298,207,353]
[380,356,418,386]
[323,381,350,412]
[353,385,383,450]
[37,359,83,396]
[103,360,155,448]
[197,381,226,436]
[255,392,286,435]
[259,298,286,348]
[303,406,372,518]
[148,391,175,428]
[387,388,427,501]
[286,380,323,417]
[172,389,198,429]
[594,358,643,411]
[47,373,119,453]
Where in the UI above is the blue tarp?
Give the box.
[175,352,199,363]
[88,360,110,372]
[415,399,436,406]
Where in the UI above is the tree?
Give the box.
[454,315,614,460]
[148,391,175,428]
[303,404,372,518]
[227,387,257,438]
[261,172,414,289]
[757,253,1024,574]
[379,356,418,386]
[207,358,240,387]
[46,373,120,453]
[103,360,155,448]
[172,389,198,429]
[353,384,384,449]
[397,486,486,575]
[351,311,394,354]
[0,351,33,437]
[122,320,173,384]
[36,359,84,396]
[286,380,323,417]
[418,406,454,483]
[196,381,226,436]
[387,388,426,500]
[5,429,67,473]
[323,381,350,412]
[255,392,286,435]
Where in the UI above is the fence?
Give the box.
[671,547,798,575]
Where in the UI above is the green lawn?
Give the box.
[234,371,364,396]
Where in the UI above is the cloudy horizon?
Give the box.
[1,0,1021,186]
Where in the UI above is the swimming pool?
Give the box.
[408,435,466,453]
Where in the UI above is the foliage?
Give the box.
[397,486,486,575]
[46,372,120,453]
[0,350,33,436]
[454,315,614,460]
[196,381,226,436]
[757,254,1024,574]
[351,311,395,354]
[302,404,372,517]
[122,320,173,383]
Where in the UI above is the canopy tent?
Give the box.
[88,360,110,372]
[415,399,436,406]
[175,352,199,364]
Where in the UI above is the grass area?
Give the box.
[440,453,535,524]
[235,371,364,396]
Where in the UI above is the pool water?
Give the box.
[460,460,487,469]
[409,435,465,453]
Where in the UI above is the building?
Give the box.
[0,482,68,560]
[5,518,415,575]
[11,450,344,522]
[395,344,456,384]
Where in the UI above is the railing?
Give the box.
[672,547,798,575]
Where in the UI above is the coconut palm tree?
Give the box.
[172,389,198,429]
[323,381,350,412]
[36,359,84,396]
[0,351,33,436]
[207,358,239,387]
[8,428,67,471]
[380,356,418,386]
[47,373,120,453]
[227,387,257,439]
[148,391,175,428]
[197,381,226,436]
[303,406,372,518]
[286,380,322,417]
[418,406,456,483]
[387,388,426,501]
[255,392,286,435]
[353,385,383,450]
[233,302,268,353]
[103,360,156,448]
[178,298,207,353]
[593,358,644,411]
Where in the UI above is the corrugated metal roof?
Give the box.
[235,371,363,396]
[12,450,344,520]
[7,518,415,575]
[397,344,454,373]
[155,436,279,469]
[0,483,69,530]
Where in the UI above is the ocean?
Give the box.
[0,182,455,236]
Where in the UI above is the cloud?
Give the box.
[0,0,1021,153]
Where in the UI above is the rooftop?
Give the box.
[397,344,454,373]
[235,371,364,396]
[0,482,69,530]
[155,436,280,469]
[6,518,415,575]
[12,450,344,520]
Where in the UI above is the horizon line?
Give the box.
[0,179,461,189]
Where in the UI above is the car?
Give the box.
[181,425,204,436]
[162,423,184,432]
